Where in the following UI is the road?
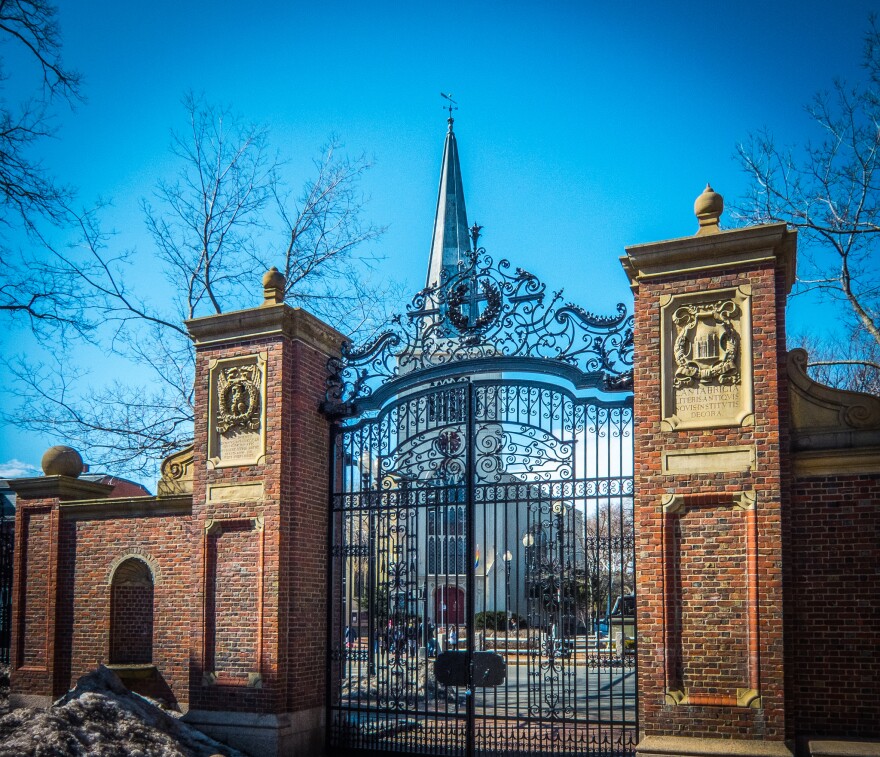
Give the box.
[341,653,636,723]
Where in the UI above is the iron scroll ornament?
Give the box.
[324,247,634,414]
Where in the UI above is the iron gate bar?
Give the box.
[326,378,635,756]
[332,356,616,418]
[325,247,635,757]
[466,380,476,757]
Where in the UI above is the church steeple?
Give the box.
[426,114,470,288]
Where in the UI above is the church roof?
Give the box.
[426,117,470,288]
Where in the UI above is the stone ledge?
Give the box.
[8,693,53,710]
[9,475,114,502]
[186,303,345,357]
[104,664,157,681]
[620,222,796,293]
[637,735,793,757]
[59,494,192,520]
[793,446,880,478]
[183,707,324,757]
[809,740,880,757]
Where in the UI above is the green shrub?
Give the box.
[474,611,527,631]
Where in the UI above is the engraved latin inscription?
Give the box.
[218,427,262,461]
[675,384,740,421]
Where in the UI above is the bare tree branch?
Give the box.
[809,359,880,371]
[4,94,393,477]
[792,329,880,395]
[0,0,82,99]
[0,0,81,232]
[732,16,880,382]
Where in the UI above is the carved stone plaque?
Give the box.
[661,287,753,430]
[208,354,267,467]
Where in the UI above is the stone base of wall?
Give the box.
[637,735,794,757]
[183,706,324,757]
[8,693,54,710]
[806,740,880,756]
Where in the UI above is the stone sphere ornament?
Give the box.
[41,445,84,478]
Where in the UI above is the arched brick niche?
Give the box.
[109,557,154,665]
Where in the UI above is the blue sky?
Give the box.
[1,0,878,484]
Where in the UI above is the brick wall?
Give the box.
[629,244,791,741]
[787,473,880,737]
[56,508,192,707]
[11,501,59,698]
[189,336,287,713]
[667,503,751,695]
[187,310,340,717]
[110,584,153,664]
[18,505,55,669]
[284,339,333,713]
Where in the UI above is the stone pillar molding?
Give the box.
[7,476,112,707]
[184,301,345,757]
[621,215,796,757]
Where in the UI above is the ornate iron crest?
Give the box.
[325,247,633,413]
[216,365,262,434]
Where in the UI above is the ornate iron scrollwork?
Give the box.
[324,247,634,414]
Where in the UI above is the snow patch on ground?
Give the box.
[0,666,243,757]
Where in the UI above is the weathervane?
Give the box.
[440,92,458,122]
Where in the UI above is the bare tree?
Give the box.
[574,500,634,634]
[5,94,395,477]
[792,329,880,396]
[732,17,880,393]
[0,0,87,331]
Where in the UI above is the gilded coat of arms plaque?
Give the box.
[661,287,753,431]
[207,354,267,467]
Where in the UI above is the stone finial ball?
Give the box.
[694,183,724,220]
[262,266,285,290]
[41,445,84,477]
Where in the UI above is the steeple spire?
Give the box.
[426,99,470,288]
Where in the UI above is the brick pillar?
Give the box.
[620,187,796,756]
[7,456,112,708]
[182,269,345,756]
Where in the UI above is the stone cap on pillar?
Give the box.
[186,267,346,356]
[620,186,796,293]
[8,445,113,501]
[186,303,347,357]
[9,476,114,501]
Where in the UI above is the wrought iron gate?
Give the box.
[324,249,635,756]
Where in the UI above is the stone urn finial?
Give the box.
[694,183,723,235]
[262,266,286,306]
[41,445,84,478]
